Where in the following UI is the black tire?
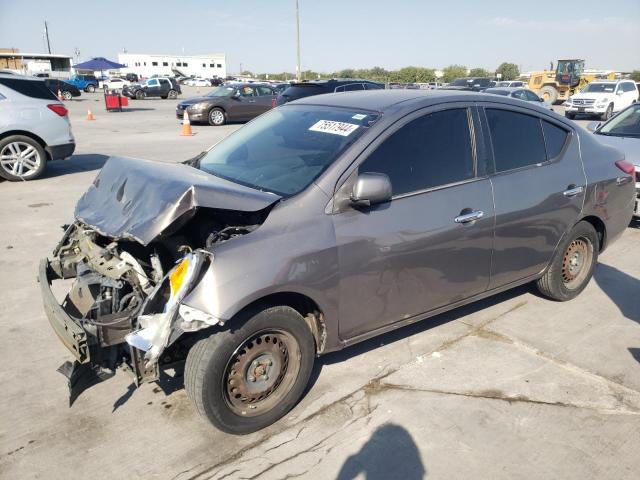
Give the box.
[62,90,73,100]
[135,90,145,100]
[185,306,315,434]
[538,85,558,105]
[85,84,96,93]
[601,104,613,120]
[0,135,47,181]
[536,221,599,301]
[208,107,226,126]
[167,89,178,99]
[160,95,168,99]
[565,112,575,120]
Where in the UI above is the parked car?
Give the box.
[176,83,276,125]
[40,90,634,434]
[428,82,442,89]
[210,77,224,86]
[0,74,75,181]
[122,77,181,100]
[124,73,139,83]
[33,73,50,78]
[484,87,553,110]
[565,80,639,120]
[43,79,81,100]
[443,77,493,92]
[277,79,384,105]
[495,80,526,88]
[66,74,99,93]
[586,102,640,217]
[101,77,130,91]
[190,78,212,87]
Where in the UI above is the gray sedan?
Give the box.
[40,90,635,434]
[484,87,554,110]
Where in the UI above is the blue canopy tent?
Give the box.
[73,57,126,79]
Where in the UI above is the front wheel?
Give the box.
[185,306,315,434]
[601,104,613,120]
[565,112,575,120]
[135,90,145,100]
[536,221,599,301]
[208,107,226,126]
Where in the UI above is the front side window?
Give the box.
[486,109,546,172]
[147,79,159,86]
[359,108,475,197]
[198,106,379,196]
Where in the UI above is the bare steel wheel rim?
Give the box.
[223,329,301,417]
[210,110,224,125]
[0,141,41,178]
[561,237,593,289]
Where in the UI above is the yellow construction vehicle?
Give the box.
[526,59,616,104]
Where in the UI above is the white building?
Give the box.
[0,51,73,78]
[117,53,226,78]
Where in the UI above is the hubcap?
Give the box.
[561,237,592,289]
[211,110,224,125]
[0,142,41,178]
[223,329,300,417]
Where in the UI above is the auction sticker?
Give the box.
[309,120,359,136]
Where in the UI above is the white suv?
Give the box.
[565,80,639,120]
[0,74,75,181]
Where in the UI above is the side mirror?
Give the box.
[232,91,241,99]
[351,172,392,208]
[586,121,601,132]
[616,90,624,96]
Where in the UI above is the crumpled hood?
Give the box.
[74,156,281,245]
[592,134,640,168]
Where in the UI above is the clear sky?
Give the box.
[1,0,639,73]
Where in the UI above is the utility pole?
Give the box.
[295,0,301,81]
[74,47,80,63]
[44,21,51,54]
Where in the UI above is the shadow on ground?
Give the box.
[43,153,109,178]
[336,423,426,480]
[593,263,640,324]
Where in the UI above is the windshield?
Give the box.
[198,105,380,196]
[206,86,235,97]
[598,104,640,137]
[582,83,616,93]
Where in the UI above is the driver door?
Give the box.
[230,86,259,121]
[332,106,495,340]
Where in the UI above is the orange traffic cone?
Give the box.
[57,89,64,101]
[87,109,95,121]
[180,110,193,136]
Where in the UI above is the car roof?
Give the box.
[0,73,44,82]
[290,78,380,86]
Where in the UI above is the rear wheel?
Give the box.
[539,86,558,104]
[0,135,47,181]
[208,107,226,126]
[85,84,95,93]
[168,89,178,99]
[62,90,73,100]
[185,306,315,434]
[536,221,599,301]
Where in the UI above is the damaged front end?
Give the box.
[39,223,222,404]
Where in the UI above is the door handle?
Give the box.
[616,176,631,186]
[562,186,584,197]
[454,210,484,224]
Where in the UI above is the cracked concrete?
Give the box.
[0,95,639,479]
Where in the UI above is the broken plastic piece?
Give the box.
[57,360,115,406]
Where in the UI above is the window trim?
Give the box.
[331,103,482,208]
[479,103,573,177]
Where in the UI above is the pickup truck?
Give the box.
[66,74,99,93]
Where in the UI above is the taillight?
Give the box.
[47,103,68,117]
[615,160,635,176]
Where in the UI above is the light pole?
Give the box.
[295,0,301,81]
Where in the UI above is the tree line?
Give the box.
[247,62,521,83]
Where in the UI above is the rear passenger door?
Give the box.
[479,105,585,289]
[254,86,276,115]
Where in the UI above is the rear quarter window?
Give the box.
[542,121,569,159]
[0,78,57,100]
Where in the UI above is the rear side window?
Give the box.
[486,109,546,172]
[365,83,383,90]
[0,78,57,100]
[542,121,569,159]
[336,83,365,92]
[360,108,475,196]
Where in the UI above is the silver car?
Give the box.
[587,103,640,217]
[40,90,635,434]
[0,73,75,181]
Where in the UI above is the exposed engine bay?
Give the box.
[44,207,265,404]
